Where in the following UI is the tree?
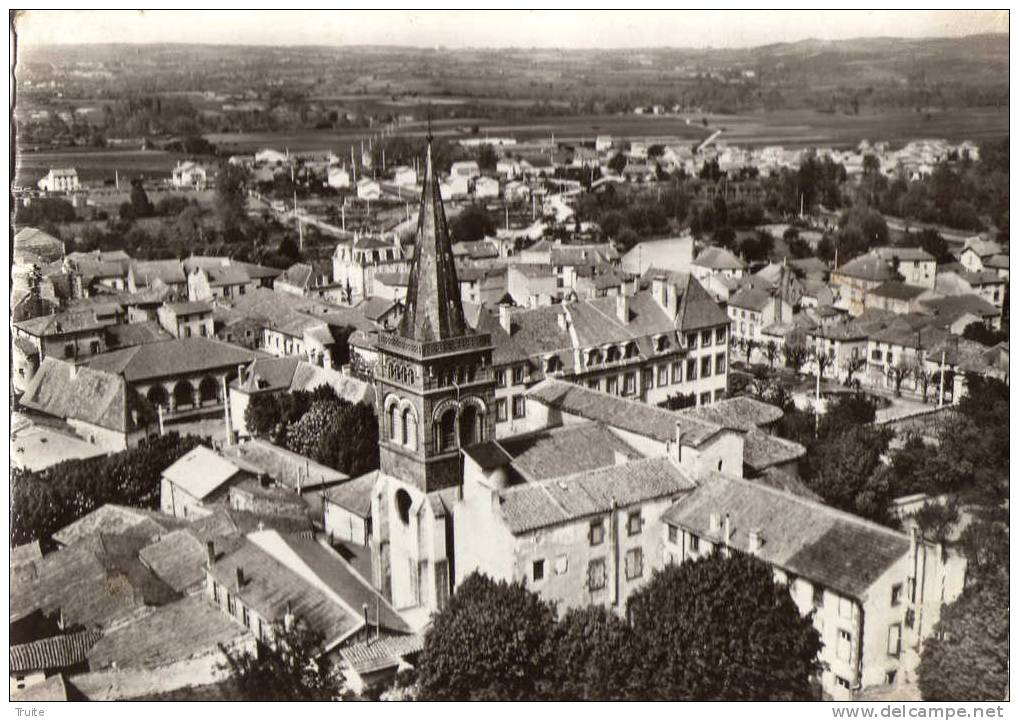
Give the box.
[956,518,1010,581]
[658,392,696,411]
[783,340,810,374]
[450,204,495,242]
[216,162,249,232]
[10,433,201,545]
[550,606,644,700]
[807,425,891,522]
[913,361,934,403]
[918,575,1008,701]
[219,620,342,700]
[417,573,558,700]
[741,337,758,364]
[812,346,835,380]
[911,500,959,544]
[477,144,498,172]
[762,340,779,369]
[627,555,821,700]
[914,228,954,264]
[608,152,627,174]
[961,321,1008,347]
[885,358,912,397]
[844,355,867,387]
[129,180,154,218]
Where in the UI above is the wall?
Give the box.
[325,501,371,547]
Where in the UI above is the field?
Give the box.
[15,106,1008,189]
[14,148,188,188]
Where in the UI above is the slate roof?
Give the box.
[10,630,104,673]
[86,595,250,670]
[526,378,722,446]
[398,142,469,342]
[84,337,262,382]
[662,474,911,599]
[19,357,146,434]
[496,422,645,481]
[834,254,896,282]
[497,457,697,535]
[162,446,246,500]
[323,472,379,518]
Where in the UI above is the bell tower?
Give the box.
[375,139,495,493]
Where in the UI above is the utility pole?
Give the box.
[222,375,232,445]
[938,350,946,407]
[814,336,823,438]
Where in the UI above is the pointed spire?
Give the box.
[397,138,468,342]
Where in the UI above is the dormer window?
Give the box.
[588,348,602,365]
[606,346,620,363]
[545,355,560,374]
[655,335,670,353]
[624,341,638,359]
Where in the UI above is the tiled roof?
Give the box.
[10,630,104,673]
[221,439,348,492]
[983,254,1009,269]
[919,294,1000,325]
[323,471,379,518]
[962,237,1002,258]
[497,457,697,535]
[728,288,772,312]
[162,446,245,500]
[164,300,213,315]
[84,337,263,382]
[356,296,400,321]
[497,422,644,481]
[741,430,806,471]
[681,396,784,432]
[130,260,187,286]
[10,532,180,628]
[138,529,225,593]
[957,269,1005,286]
[289,363,375,405]
[525,378,721,446]
[872,246,935,263]
[14,309,107,336]
[236,357,302,392]
[105,321,173,348]
[52,504,186,547]
[86,595,250,670]
[867,281,928,300]
[834,254,895,282]
[788,257,828,277]
[663,474,911,598]
[339,633,425,674]
[19,357,144,434]
[12,540,43,567]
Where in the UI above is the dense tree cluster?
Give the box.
[244,386,379,478]
[417,557,821,701]
[10,433,202,546]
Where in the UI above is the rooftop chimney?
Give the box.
[556,311,568,333]
[206,540,215,567]
[723,513,732,543]
[499,304,512,335]
[362,603,371,644]
[616,294,629,324]
[284,602,294,631]
[708,513,721,533]
[235,566,244,590]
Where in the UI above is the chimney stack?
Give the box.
[709,513,721,533]
[616,294,629,324]
[362,603,370,644]
[206,540,215,567]
[556,311,568,333]
[235,566,244,590]
[284,602,294,631]
[723,513,732,543]
[499,304,512,335]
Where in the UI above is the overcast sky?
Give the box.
[14,10,1008,50]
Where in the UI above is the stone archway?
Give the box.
[459,404,480,447]
[199,376,219,405]
[146,384,169,409]
[173,380,195,410]
[436,407,457,452]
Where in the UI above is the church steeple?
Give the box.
[398,140,468,342]
[373,138,495,493]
